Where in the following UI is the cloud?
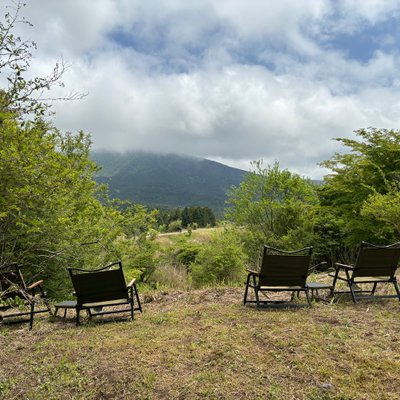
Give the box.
[5,0,400,179]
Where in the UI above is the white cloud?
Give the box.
[336,0,400,25]
[4,0,400,179]
[21,0,118,55]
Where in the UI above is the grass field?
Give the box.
[1,284,399,400]
[155,227,222,247]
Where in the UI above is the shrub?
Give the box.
[191,229,247,287]
[168,220,182,232]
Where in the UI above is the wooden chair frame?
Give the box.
[68,261,142,326]
[244,246,313,307]
[0,263,52,329]
[330,242,400,303]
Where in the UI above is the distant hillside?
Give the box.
[91,151,247,215]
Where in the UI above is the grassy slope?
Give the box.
[1,286,400,400]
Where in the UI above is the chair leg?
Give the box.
[255,288,260,307]
[305,289,312,307]
[29,302,35,330]
[39,286,53,315]
[393,280,400,302]
[130,298,134,321]
[76,307,81,326]
[133,283,142,312]
[371,282,378,295]
[243,274,251,305]
[348,280,357,303]
[252,275,260,307]
[331,268,339,294]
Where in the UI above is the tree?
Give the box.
[181,206,216,228]
[0,112,159,297]
[319,127,400,248]
[0,2,156,298]
[225,161,318,260]
[0,113,100,290]
[360,182,400,238]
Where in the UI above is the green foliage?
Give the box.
[361,182,400,237]
[225,161,319,259]
[0,115,99,267]
[319,127,400,248]
[191,229,247,287]
[167,219,182,232]
[181,206,216,228]
[157,237,202,269]
[0,113,159,297]
[0,3,158,298]
[175,241,201,267]
[72,200,160,285]
[0,295,26,308]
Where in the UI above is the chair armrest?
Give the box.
[313,261,327,269]
[246,269,260,276]
[127,278,136,288]
[335,263,355,271]
[26,280,44,290]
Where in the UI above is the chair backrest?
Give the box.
[258,246,313,287]
[0,263,26,300]
[353,242,400,278]
[68,261,128,305]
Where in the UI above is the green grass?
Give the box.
[1,287,400,399]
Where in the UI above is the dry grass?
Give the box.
[1,286,400,400]
[155,227,222,247]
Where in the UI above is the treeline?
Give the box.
[225,128,400,269]
[159,128,400,289]
[157,207,216,231]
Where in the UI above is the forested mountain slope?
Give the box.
[92,151,247,214]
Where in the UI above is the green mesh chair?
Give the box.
[68,261,142,325]
[244,246,313,307]
[330,242,400,303]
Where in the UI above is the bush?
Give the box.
[168,220,182,232]
[191,229,247,287]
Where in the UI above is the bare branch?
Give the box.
[0,1,86,117]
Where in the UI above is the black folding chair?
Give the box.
[244,246,313,307]
[68,261,142,325]
[330,242,400,303]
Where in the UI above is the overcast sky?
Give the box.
[7,0,400,178]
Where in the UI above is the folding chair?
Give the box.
[330,242,400,303]
[244,246,313,307]
[0,263,52,329]
[68,261,142,325]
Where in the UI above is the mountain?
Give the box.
[91,151,247,215]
